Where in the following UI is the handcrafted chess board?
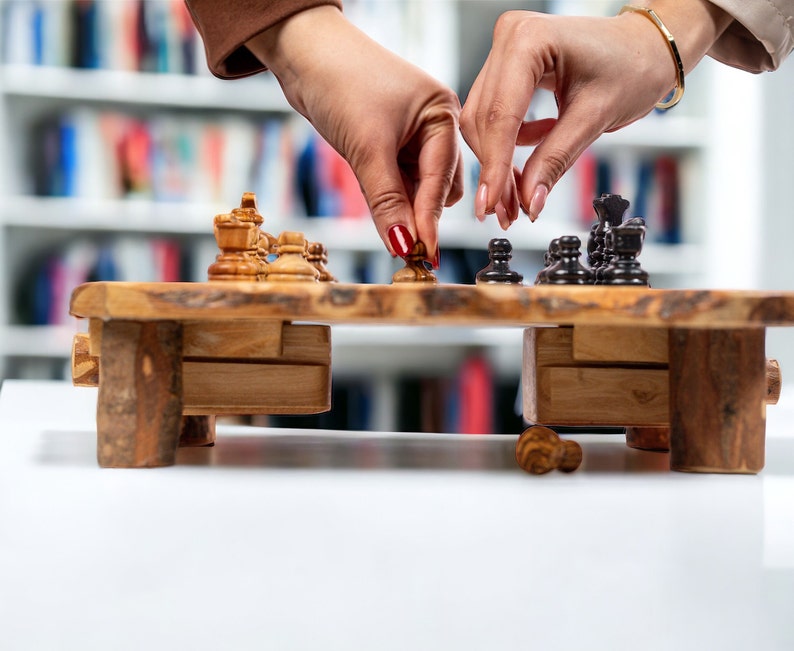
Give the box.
[68,193,793,474]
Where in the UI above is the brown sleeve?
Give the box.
[184,0,343,79]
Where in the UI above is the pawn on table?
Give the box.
[476,238,523,285]
[535,238,560,285]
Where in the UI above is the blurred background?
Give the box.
[0,0,791,434]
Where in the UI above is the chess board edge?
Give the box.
[69,281,794,329]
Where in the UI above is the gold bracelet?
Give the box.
[619,5,685,109]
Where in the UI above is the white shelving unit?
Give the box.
[1,0,779,431]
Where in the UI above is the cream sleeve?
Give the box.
[707,0,794,71]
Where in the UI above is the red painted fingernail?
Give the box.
[432,244,440,269]
[388,224,414,257]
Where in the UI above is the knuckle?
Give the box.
[493,11,523,38]
[367,188,408,218]
[541,147,572,183]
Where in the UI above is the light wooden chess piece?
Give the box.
[232,191,275,280]
[307,241,337,282]
[515,425,582,474]
[392,241,437,283]
[266,231,320,282]
[207,211,260,281]
[208,192,273,281]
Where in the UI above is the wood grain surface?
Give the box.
[70,282,794,328]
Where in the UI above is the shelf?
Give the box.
[0,65,291,112]
[0,195,222,234]
[1,324,82,359]
[592,115,709,151]
[0,196,702,276]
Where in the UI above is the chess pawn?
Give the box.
[476,238,523,284]
[265,231,320,282]
[535,238,560,285]
[305,241,337,282]
[515,426,582,474]
[600,221,650,286]
[207,211,260,281]
[543,235,594,285]
[392,241,437,283]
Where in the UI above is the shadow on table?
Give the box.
[36,429,677,474]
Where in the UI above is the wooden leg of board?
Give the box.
[179,416,216,447]
[97,320,184,468]
[625,427,671,451]
[668,328,766,474]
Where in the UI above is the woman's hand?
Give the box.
[247,6,463,265]
[460,2,731,228]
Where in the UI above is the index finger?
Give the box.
[462,12,547,215]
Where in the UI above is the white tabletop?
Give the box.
[1,380,792,651]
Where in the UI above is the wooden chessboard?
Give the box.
[69,279,792,476]
[69,280,794,328]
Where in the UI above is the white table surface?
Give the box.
[1,380,792,651]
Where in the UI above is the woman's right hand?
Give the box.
[460,2,731,228]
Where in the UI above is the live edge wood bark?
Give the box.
[97,320,183,468]
[668,328,767,473]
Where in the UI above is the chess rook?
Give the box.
[476,238,523,284]
[601,219,650,286]
[208,192,274,281]
[207,211,261,281]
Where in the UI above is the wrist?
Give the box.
[245,6,346,82]
[628,0,732,73]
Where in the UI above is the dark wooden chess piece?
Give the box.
[600,218,650,286]
[476,238,523,284]
[543,235,594,285]
[588,193,630,282]
[535,238,560,285]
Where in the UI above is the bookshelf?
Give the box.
[0,0,777,432]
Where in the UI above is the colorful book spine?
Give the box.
[17,236,190,326]
[2,0,200,75]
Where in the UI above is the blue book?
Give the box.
[57,117,78,197]
[32,3,44,65]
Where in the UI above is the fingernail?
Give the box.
[495,200,509,231]
[475,183,488,220]
[432,243,440,269]
[529,184,549,222]
[388,224,414,257]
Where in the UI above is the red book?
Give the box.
[457,354,494,434]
